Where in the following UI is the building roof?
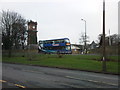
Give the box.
[71,44,82,49]
[28,20,37,25]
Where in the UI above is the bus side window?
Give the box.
[53,41,55,44]
[50,41,53,44]
[66,46,70,50]
[61,40,64,43]
[62,46,65,50]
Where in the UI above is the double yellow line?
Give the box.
[14,84,26,88]
[0,80,6,83]
[0,80,26,88]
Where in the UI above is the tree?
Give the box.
[110,34,120,46]
[0,10,27,57]
[79,33,89,54]
[98,34,120,47]
[98,34,103,47]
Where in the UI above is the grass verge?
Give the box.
[2,54,119,74]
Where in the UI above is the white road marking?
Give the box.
[23,69,118,87]
[83,74,118,80]
[60,83,83,88]
[65,76,118,86]
[22,70,43,74]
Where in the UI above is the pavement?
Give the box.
[1,63,119,88]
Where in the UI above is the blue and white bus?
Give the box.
[38,38,72,54]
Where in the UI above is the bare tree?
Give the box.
[98,34,103,47]
[98,34,120,47]
[0,10,27,57]
[79,33,89,54]
[110,34,120,46]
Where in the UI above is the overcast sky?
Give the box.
[0,0,119,44]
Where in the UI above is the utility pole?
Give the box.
[102,0,107,72]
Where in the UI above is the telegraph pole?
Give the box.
[102,0,107,72]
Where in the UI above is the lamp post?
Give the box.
[81,19,87,54]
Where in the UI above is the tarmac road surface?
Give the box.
[2,63,119,88]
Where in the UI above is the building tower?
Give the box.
[27,20,38,45]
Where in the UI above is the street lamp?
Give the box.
[81,19,87,54]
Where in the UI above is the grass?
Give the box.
[2,54,119,74]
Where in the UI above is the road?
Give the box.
[2,63,119,88]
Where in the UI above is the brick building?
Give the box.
[27,20,38,45]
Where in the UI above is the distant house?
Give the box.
[89,41,99,50]
[71,42,99,54]
[71,44,83,54]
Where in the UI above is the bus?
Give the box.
[38,38,72,54]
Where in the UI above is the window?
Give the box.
[60,40,64,43]
[40,43,43,48]
[65,39,70,43]
[66,46,71,50]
